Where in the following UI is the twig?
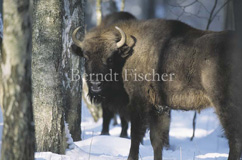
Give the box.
[206,0,218,30]
[168,0,198,8]
[167,0,210,20]
[190,111,197,141]
[211,0,230,22]
[206,0,230,30]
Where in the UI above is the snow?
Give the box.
[65,122,75,150]
[0,102,230,160]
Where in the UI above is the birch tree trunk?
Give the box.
[96,0,102,26]
[32,0,66,153]
[0,0,35,159]
[121,0,125,11]
[62,0,85,141]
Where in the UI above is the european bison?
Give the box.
[83,12,136,137]
[72,17,242,160]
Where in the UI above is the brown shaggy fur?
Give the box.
[74,18,242,160]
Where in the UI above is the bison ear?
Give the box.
[71,44,84,57]
[119,35,136,58]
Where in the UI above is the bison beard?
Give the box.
[72,17,242,160]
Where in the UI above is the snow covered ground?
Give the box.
[0,102,229,160]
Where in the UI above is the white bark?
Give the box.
[32,0,66,153]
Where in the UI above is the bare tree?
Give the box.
[232,2,242,159]
[0,0,35,159]
[32,0,67,153]
[0,0,2,108]
[109,0,118,13]
[96,0,102,25]
[62,0,85,141]
[233,0,242,34]
[147,0,156,19]
[121,0,125,11]
[233,0,242,72]
[224,0,234,30]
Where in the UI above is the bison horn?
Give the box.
[115,26,126,48]
[72,27,83,48]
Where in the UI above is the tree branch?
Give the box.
[211,0,230,22]
[206,0,218,30]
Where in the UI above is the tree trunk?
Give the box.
[224,0,235,30]
[232,2,242,156]
[32,0,66,153]
[233,0,242,37]
[0,0,2,108]
[62,0,85,141]
[142,0,156,19]
[0,0,35,159]
[109,0,118,13]
[233,2,242,74]
[147,0,155,19]
[121,0,125,11]
[96,0,102,26]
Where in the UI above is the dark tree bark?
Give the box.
[32,0,67,153]
[232,1,242,159]
[142,0,156,19]
[147,0,156,19]
[0,0,35,159]
[62,0,85,141]
[224,0,235,30]
[109,0,118,13]
[233,0,242,38]
[233,0,242,72]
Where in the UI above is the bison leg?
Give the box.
[150,110,171,160]
[215,105,242,160]
[101,107,114,135]
[128,112,147,160]
[209,94,242,159]
[163,110,171,147]
[120,116,129,138]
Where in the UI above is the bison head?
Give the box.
[72,26,134,103]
